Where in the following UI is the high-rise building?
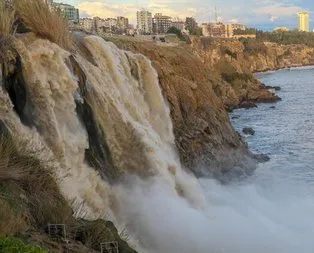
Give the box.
[298,11,310,32]
[153,13,172,34]
[53,3,79,24]
[117,16,129,33]
[137,10,153,34]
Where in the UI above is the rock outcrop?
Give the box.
[191,37,314,108]
[108,39,255,179]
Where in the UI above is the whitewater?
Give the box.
[1,35,314,253]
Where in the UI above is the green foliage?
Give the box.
[221,72,254,83]
[234,28,257,35]
[167,26,186,41]
[221,46,237,59]
[256,30,314,47]
[0,237,47,253]
[240,38,268,55]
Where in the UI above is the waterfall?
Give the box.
[0,35,205,251]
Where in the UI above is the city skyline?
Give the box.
[56,0,313,31]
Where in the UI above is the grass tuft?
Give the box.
[0,0,15,39]
[13,0,74,51]
[0,236,47,253]
[0,0,15,62]
[0,134,74,233]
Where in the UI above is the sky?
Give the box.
[55,0,314,31]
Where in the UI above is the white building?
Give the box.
[137,10,153,34]
[80,18,94,32]
[153,13,172,34]
[298,11,310,32]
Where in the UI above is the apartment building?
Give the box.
[80,18,94,32]
[53,3,79,24]
[172,21,185,31]
[225,23,247,38]
[153,13,172,34]
[298,11,310,32]
[117,16,129,33]
[137,10,153,34]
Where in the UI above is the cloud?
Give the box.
[270,16,278,22]
[73,0,313,30]
[78,1,197,24]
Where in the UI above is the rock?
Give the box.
[239,101,258,109]
[270,106,276,109]
[253,153,270,163]
[231,115,240,119]
[265,85,281,91]
[242,127,255,135]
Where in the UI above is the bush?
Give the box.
[0,237,46,253]
[167,26,186,41]
[241,38,268,55]
[221,72,254,83]
[221,46,237,59]
[13,0,74,50]
[256,30,314,47]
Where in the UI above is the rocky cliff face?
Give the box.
[107,39,255,179]
[192,37,314,72]
[191,37,314,108]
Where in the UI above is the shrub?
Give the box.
[0,237,46,253]
[13,0,74,50]
[221,46,237,59]
[221,72,254,83]
[167,26,186,42]
[241,38,268,55]
[257,30,314,47]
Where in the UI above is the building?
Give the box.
[137,10,153,34]
[225,23,247,38]
[209,22,226,38]
[53,3,79,24]
[117,16,129,33]
[80,18,94,32]
[201,23,210,36]
[172,21,185,31]
[153,13,172,34]
[274,27,290,32]
[298,11,310,32]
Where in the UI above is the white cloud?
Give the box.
[270,15,278,22]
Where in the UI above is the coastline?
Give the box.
[254,63,314,75]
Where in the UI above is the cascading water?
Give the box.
[1,35,314,253]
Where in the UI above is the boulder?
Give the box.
[253,153,270,163]
[242,127,255,136]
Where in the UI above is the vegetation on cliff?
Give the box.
[0,1,137,252]
[257,30,314,47]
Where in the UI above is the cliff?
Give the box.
[190,37,314,108]
[105,38,255,179]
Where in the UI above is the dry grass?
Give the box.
[13,0,74,51]
[0,134,74,231]
[0,0,15,61]
[0,0,15,39]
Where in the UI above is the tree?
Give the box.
[167,26,186,41]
